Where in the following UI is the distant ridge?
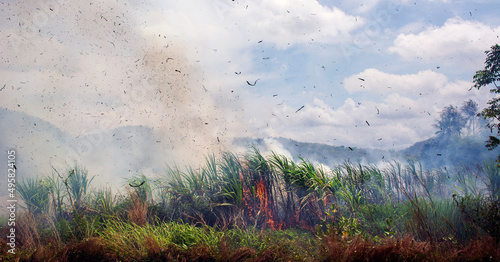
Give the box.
[233,134,498,169]
[0,107,168,196]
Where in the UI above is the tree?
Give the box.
[472,44,500,156]
[434,105,466,137]
[461,99,479,136]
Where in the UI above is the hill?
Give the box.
[234,134,499,169]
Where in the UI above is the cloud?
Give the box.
[344,68,447,96]
[258,96,428,149]
[389,18,500,68]
[343,68,491,105]
[240,66,493,150]
[213,0,363,48]
[142,0,366,86]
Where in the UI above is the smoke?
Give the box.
[0,0,243,188]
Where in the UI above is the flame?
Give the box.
[241,178,283,230]
[255,179,279,229]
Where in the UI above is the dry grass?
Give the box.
[126,189,149,226]
[319,234,500,262]
[16,213,42,250]
[2,230,499,261]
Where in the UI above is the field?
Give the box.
[1,148,499,261]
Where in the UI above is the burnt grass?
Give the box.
[1,231,499,261]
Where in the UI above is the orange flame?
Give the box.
[241,178,284,230]
[256,179,277,229]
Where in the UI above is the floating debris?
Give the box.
[129,181,145,187]
[358,78,365,81]
[246,79,260,86]
[295,105,305,113]
[365,121,370,126]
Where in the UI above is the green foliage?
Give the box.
[17,177,50,215]
[46,172,66,218]
[473,44,500,161]
[454,194,500,243]
[382,216,395,237]
[473,44,500,90]
[219,152,244,206]
[91,186,115,215]
[67,165,94,210]
[483,160,500,200]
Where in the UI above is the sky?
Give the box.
[0,0,500,183]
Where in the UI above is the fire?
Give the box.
[241,178,283,230]
[256,180,273,228]
[256,179,279,229]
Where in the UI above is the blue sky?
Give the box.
[161,0,500,149]
[1,0,500,175]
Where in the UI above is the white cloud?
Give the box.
[389,18,500,68]
[240,66,494,150]
[131,0,366,102]
[344,68,447,96]
[344,68,491,106]
[219,0,363,48]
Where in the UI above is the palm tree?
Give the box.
[461,99,479,136]
[434,105,466,137]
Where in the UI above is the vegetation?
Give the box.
[473,44,500,162]
[1,150,499,261]
[402,98,497,169]
[434,105,467,137]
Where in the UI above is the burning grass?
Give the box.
[2,149,500,261]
